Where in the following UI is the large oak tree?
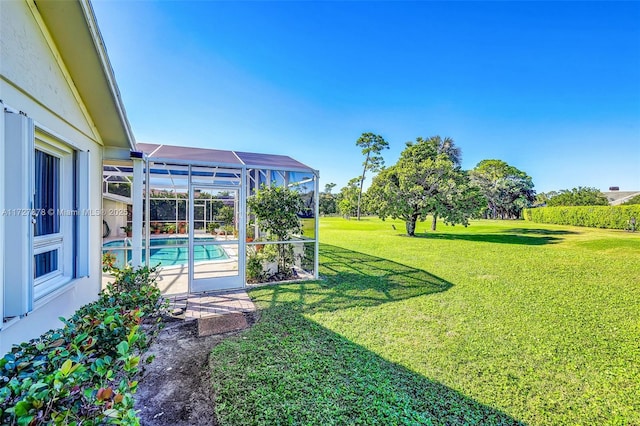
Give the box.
[367,136,483,236]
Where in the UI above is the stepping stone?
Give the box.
[197,312,248,337]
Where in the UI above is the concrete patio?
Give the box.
[166,289,257,336]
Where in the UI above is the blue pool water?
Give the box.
[103,237,229,268]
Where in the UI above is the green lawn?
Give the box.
[210,217,640,425]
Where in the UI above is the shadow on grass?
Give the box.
[255,244,453,313]
[414,231,562,245]
[214,245,524,424]
[211,306,524,425]
[506,228,580,236]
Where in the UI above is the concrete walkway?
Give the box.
[166,290,257,336]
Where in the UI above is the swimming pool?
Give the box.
[103,237,229,268]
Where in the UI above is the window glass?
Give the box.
[34,250,58,278]
[34,150,60,236]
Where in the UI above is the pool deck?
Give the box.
[101,238,256,335]
[102,241,239,295]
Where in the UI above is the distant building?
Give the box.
[602,190,640,206]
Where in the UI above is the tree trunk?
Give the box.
[356,180,363,221]
[405,214,418,236]
[431,213,438,231]
[356,156,369,221]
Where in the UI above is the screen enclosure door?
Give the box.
[189,186,242,292]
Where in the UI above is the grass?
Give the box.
[209,217,640,425]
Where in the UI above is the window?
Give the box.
[33,150,61,280]
[32,132,74,301]
[3,110,90,318]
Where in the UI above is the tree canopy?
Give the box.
[338,177,361,218]
[247,185,304,241]
[470,159,535,219]
[367,136,483,236]
[319,182,338,216]
[247,185,305,276]
[542,187,609,206]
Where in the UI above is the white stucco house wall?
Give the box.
[0,0,135,353]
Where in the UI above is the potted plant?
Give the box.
[152,222,161,234]
[207,222,218,235]
[223,224,235,237]
[120,225,132,237]
[164,223,176,234]
[246,244,278,283]
[178,221,187,234]
[246,224,255,242]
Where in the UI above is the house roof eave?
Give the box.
[35,0,135,150]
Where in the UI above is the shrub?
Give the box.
[0,266,168,425]
[246,244,278,283]
[523,205,640,229]
[623,194,640,205]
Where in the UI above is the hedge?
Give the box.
[523,205,640,229]
[0,265,168,425]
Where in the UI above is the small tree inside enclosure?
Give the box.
[367,136,484,236]
[247,185,305,278]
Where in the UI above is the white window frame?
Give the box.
[0,102,5,325]
[32,130,75,301]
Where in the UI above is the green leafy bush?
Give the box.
[0,266,168,425]
[523,205,640,229]
[246,244,279,283]
[623,194,640,205]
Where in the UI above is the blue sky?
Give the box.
[92,1,640,193]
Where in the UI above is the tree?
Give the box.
[367,136,483,236]
[470,160,535,219]
[247,185,304,277]
[217,205,235,235]
[338,177,361,218]
[544,187,608,206]
[432,135,462,166]
[535,191,558,206]
[324,183,336,194]
[319,182,338,215]
[355,133,389,220]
